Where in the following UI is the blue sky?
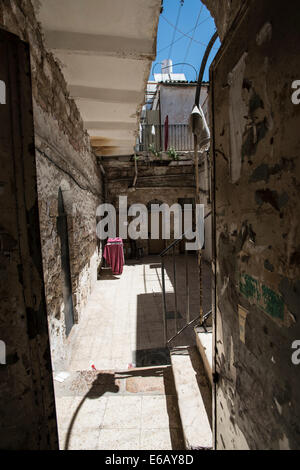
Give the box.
[149,0,220,82]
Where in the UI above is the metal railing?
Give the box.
[138,124,194,153]
[160,228,212,347]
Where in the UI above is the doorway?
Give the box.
[57,188,75,336]
[147,199,165,255]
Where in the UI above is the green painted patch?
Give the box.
[239,273,260,301]
[239,272,285,321]
[261,285,284,320]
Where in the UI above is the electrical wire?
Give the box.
[35,146,102,199]
[180,4,203,72]
[168,0,184,61]
[158,16,210,54]
[152,61,198,81]
[161,14,218,49]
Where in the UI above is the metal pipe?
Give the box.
[185,248,190,323]
[194,133,204,324]
[173,246,178,334]
[195,31,218,107]
[161,257,168,346]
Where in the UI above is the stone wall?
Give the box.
[102,155,212,260]
[0,0,103,369]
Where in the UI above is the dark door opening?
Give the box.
[147,199,165,255]
[57,188,75,336]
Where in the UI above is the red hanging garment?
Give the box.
[103,237,124,275]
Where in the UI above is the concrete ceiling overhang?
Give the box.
[34,0,161,156]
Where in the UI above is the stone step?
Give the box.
[170,345,212,450]
[194,326,213,388]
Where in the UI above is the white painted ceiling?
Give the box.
[34,0,161,156]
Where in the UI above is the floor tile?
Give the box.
[102,396,142,429]
[98,428,140,450]
[140,428,184,450]
[141,395,180,429]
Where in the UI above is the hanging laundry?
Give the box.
[103,237,124,275]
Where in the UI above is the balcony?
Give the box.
[138,124,194,153]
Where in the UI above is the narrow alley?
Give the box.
[67,255,210,371]
[54,255,212,449]
[1,0,300,453]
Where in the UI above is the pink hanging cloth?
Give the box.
[103,237,124,275]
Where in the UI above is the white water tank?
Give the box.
[161,59,173,75]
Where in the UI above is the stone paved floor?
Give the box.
[68,255,211,371]
[54,255,212,450]
[54,367,185,450]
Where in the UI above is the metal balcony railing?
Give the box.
[138,124,194,153]
[160,224,212,347]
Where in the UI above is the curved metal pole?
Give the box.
[161,257,168,346]
[195,31,218,106]
[193,30,218,325]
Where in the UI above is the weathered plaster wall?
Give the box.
[211,0,300,449]
[0,0,103,369]
[202,0,244,41]
[159,85,208,125]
